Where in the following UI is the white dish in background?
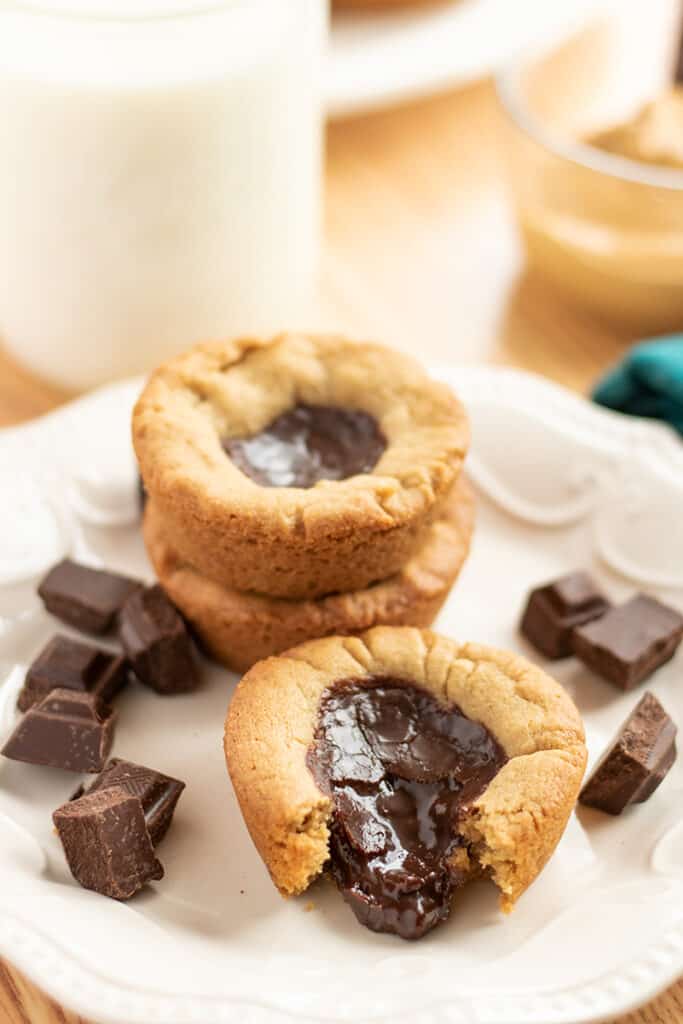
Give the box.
[326,0,607,118]
[0,367,682,1024]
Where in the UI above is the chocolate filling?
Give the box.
[307,678,507,940]
[223,404,386,488]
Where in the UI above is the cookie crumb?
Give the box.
[304,901,316,912]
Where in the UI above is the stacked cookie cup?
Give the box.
[134,333,474,672]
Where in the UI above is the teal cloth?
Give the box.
[592,336,683,437]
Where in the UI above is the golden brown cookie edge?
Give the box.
[144,476,476,672]
[133,333,469,598]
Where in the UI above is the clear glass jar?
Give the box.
[0,0,327,388]
[497,0,683,336]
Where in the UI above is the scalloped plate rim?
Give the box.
[0,365,682,1024]
[2,910,683,1024]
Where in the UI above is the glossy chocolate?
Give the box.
[307,678,507,940]
[224,404,386,488]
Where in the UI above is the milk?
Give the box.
[0,0,326,389]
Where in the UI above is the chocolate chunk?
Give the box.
[580,692,677,814]
[38,559,141,634]
[572,594,683,690]
[17,634,128,712]
[138,474,148,512]
[311,698,385,786]
[307,678,507,940]
[2,688,115,772]
[81,758,185,846]
[53,788,163,899]
[520,572,610,659]
[224,404,387,488]
[119,585,200,694]
[54,758,184,899]
[675,27,683,84]
[334,788,388,856]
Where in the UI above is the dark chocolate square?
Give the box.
[17,634,128,712]
[520,571,610,659]
[580,691,677,814]
[119,585,200,694]
[2,688,116,772]
[676,33,683,84]
[572,594,683,690]
[53,787,163,900]
[138,475,148,513]
[38,559,141,634]
[82,758,185,846]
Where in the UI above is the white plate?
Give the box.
[1,367,683,1024]
[326,0,607,118]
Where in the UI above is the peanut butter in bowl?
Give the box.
[589,88,683,169]
[499,74,683,335]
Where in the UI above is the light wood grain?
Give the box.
[0,20,681,1024]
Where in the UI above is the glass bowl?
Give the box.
[496,13,683,335]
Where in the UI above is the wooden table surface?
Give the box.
[0,19,681,1024]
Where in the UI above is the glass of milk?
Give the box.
[0,0,327,389]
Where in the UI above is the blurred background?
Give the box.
[320,0,682,384]
[2,3,683,1023]
[1,0,683,423]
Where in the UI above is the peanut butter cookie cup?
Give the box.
[144,477,475,673]
[133,334,469,599]
[225,626,587,939]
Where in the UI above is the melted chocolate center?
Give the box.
[307,678,507,940]
[223,404,386,488]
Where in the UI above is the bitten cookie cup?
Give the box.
[144,476,475,673]
[133,334,469,599]
[225,627,587,917]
